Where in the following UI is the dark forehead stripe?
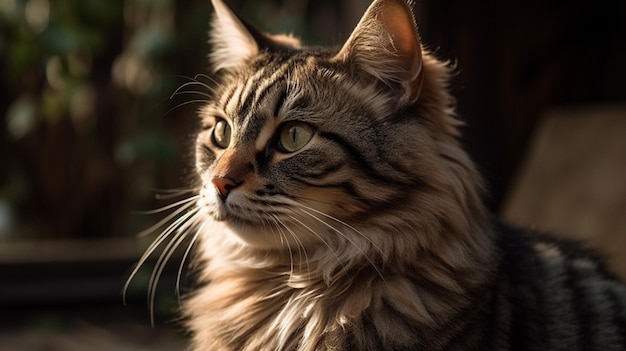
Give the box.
[230,60,293,145]
[221,82,240,112]
[239,61,292,121]
[273,89,288,119]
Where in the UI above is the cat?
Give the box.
[131,0,626,349]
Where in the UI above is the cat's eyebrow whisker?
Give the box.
[192,73,218,86]
[174,74,217,91]
[171,89,214,100]
[166,99,211,115]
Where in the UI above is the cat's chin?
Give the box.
[199,195,301,250]
[221,220,294,250]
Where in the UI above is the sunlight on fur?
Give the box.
[126,0,626,350]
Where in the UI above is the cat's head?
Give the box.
[195,0,480,254]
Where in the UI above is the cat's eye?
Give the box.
[212,119,231,149]
[278,121,314,153]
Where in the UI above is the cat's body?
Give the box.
[186,222,626,350]
[142,0,626,349]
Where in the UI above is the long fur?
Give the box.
[185,49,495,350]
[133,0,626,350]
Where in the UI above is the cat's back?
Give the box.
[486,223,626,350]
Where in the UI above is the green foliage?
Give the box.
[0,0,208,239]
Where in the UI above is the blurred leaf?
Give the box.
[6,95,37,140]
[134,26,172,58]
[115,133,179,165]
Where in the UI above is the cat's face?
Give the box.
[195,0,439,249]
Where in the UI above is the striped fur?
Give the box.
[165,0,626,350]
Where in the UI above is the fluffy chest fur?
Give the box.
[185,225,493,351]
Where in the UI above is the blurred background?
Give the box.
[1,0,625,349]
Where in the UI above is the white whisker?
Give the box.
[176,220,205,300]
[166,99,211,115]
[282,217,310,274]
[134,195,199,216]
[147,207,200,324]
[296,201,385,258]
[285,200,386,280]
[171,89,214,100]
[123,197,198,306]
[298,207,385,280]
[192,73,218,86]
[285,214,344,271]
[173,74,216,93]
[135,196,199,237]
[270,213,310,280]
[268,214,294,275]
[154,188,197,200]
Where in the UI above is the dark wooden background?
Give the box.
[1,1,625,349]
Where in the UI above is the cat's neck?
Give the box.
[198,204,494,283]
[189,216,495,350]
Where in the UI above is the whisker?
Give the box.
[296,207,385,280]
[175,74,217,91]
[270,214,298,279]
[285,214,343,270]
[166,99,210,115]
[295,201,385,259]
[171,87,213,100]
[176,220,205,300]
[277,215,310,275]
[133,195,199,216]
[147,207,200,325]
[135,196,199,237]
[123,201,198,305]
[192,73,218,85]
[153,188,197,200]
[293,195,336,208]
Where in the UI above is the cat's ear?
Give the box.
[209,0,259,72]
[209,0,301,72]
[333,0,424,103]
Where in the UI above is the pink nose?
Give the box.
[212,176,240,200]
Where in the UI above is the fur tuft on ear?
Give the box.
[333,0,424,103]
[209,0,259,72]
[209,0,302,73]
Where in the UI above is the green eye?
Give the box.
[278,121,314,153]
[212,119,231,148]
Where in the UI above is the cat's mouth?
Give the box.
[213,205,259,225]
[205,202,294,248]
[198,185,268,224]
[198,185,317,248]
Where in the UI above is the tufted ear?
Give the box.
[209,0,301,73]
[209,0,258,72]
[333,0,424,103]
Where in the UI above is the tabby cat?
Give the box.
[134,0,626,349]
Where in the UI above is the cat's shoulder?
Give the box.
[493,221,624,286]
